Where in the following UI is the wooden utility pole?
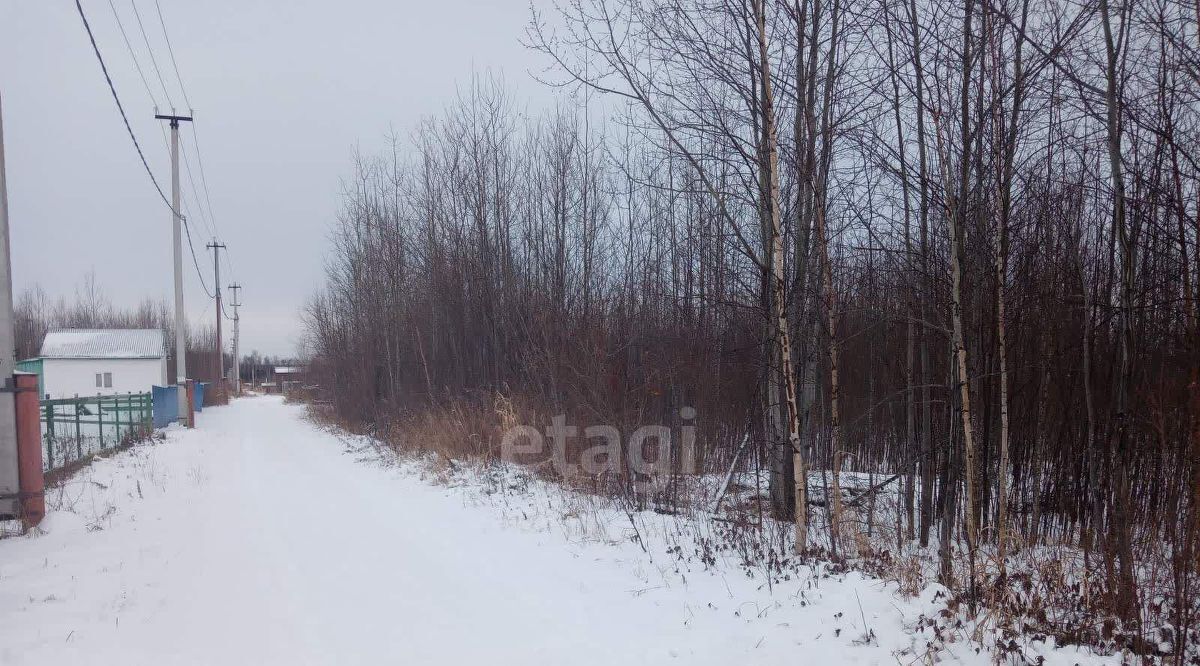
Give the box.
[228,283,241,395]
[207,239,226,381]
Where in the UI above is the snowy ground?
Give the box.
[0,396,1118,665]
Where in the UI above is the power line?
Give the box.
[182,217,214,298]
[112,0,210,243]
[121,2,215,244]
[109,0,187,232]
[85,0,233,306]
[74,0,179,218]
[150,0,208,239]
[154,0,190,108]
[180,142,216,238]
[217,233,237,285]
[176,190,211,256]
[107,0,177,161]
[224,253,237,288]
[188,126,224,250]
[82,0,230,383]
[153,0,230,282]
[129,0,175,109]
[106,0,158,108]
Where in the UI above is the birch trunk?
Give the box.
[931,0,979,565]
[992,0,1028,571]
[754,0,808,552]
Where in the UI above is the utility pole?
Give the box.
[156,112,192,421]
[0,93,20,518]
[228,283,241,395]
[207,239,225,382]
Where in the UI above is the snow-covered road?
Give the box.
[0,396,1104,665]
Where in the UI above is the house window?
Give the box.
[95,373,102,388]
[103,372,113,388]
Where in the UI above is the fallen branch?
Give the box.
[711,432,751,514]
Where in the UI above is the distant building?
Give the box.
[37,329,168,398]
[272,366,305,393]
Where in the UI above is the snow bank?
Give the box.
[0,396,1123,665]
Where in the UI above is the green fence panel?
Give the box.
[40,392,154,473]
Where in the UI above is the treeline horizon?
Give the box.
[13,275,293,385]
[304,0,1200,654]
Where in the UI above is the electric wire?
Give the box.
[153,0,236,284]
[106,0,158,109]
[129,0,175,110]
[74,0,180,218]
[180,142,216,239]
[82,0,231,309]
[81,0,238,381]
[107,0,214,292]
[182,218,214,298]
[106,0,177,179]
[154,0,190,108]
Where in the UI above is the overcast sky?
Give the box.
[1,0,555,357]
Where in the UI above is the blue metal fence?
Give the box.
[152,385,179,428]
[194,382,207,412]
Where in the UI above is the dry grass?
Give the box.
[304,395,1199,663]
[203,383,231,407]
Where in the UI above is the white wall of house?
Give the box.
[41,357,168,398]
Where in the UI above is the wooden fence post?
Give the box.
[185,380,196,429]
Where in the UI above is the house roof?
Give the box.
[40,329,166,359]
[274,366,303,374]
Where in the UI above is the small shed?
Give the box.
[272,366,305,393]
[39,329,168,398]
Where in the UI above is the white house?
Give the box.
[39,329,168,399]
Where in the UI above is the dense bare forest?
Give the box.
[303,0,1200,658]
